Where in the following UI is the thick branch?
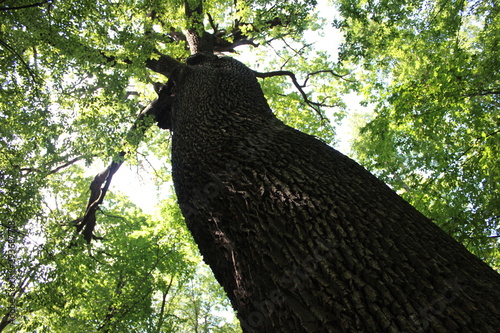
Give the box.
[102,49,183,78]
[96,49,182,78]
[145,51,183,80]
[183,0,214,54]
[37,26,182,79]
[77,155,123,243]
[0,310,14,332]
[75,84,175,243]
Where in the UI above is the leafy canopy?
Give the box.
[1,0,341,331]
[1,0,498,330]
[335,0,500,266]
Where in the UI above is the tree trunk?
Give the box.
[168,54,500,332]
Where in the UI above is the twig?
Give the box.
[279,39,312,69]
[304,70,356,84]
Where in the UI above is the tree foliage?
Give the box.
[1,164,239,332]
[335,0,500,266]
[1,0,498,330]
[1,0,341,331]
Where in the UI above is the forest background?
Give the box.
[1,0,498,331]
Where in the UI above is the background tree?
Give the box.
[335,0,500,266]
[1,0,499,332]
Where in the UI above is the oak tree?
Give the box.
[1,0,499,332]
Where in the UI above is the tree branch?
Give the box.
[253,69,341,119]
[145,51,183,78]
[96,48,182,78]
[37,25,182,79]
[74,83,175,243]
[304,70,356,84]
[183,0,214,54]
[466,89,500,97]
[76,153,124,243]
[0,0,50,11]
[19,156,85,175]
[0,39,38,83]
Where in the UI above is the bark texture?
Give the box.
[169,54,500,332]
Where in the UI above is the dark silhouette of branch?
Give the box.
[253,69,346,118]
[207,12,219,33]
[74,82,175,243]
[305,70,356,84]
[466,90,500,97]
[145,50,183,77]
[0,39,38,83]
[0,0,50,11]
[19,156,85,175]
[76,153,124,243]
[37,25,182,78]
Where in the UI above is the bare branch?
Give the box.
[253,69,338,119]
[304,70,356,85]
[279,39,312,69]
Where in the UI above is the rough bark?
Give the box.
[167,54,500,332]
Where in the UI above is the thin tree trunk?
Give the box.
[167,54,500,332]
[155,275,174,333]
